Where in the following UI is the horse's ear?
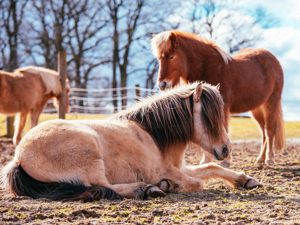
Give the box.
[169,32,178,47]
[193,84,203,102]
[216,83,221,91]
[152,34,156,37]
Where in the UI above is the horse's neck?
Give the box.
[163,142,188,169]
[187,41,226,83]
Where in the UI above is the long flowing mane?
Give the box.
[151,30,232,64]
[15,66,62,95]
[112,82,225,152]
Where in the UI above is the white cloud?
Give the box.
[255,27,300,101]
[241,0,300,22]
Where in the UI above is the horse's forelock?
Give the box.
[152,30,231,64]
[151,31,173,59]
[200,85,225,143]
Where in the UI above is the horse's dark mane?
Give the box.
[111,82,224,152]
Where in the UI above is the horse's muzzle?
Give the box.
[213,145,230,160]
[158,80,172,90]
[158,81,167,90]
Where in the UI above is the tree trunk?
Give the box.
[120,67,127,109]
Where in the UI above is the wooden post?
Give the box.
[135,84,140,102]
[6,116,15,138]
[58,51,67,119]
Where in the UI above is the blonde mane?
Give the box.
[112,82,225,151]
[151,30,232,64]
[15,66,62,95]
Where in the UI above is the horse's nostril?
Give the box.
[159,81,167,90]
[222,146,228,155]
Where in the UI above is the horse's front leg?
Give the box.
[157,167,204,193]
[30,108,43,128]
[13,111,29,145]
[181,162,262,189]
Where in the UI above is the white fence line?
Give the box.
[43,86,159,114]
[71,86,157,92]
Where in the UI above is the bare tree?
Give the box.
[178,0,272,53]
[107,0,145,109]
[107,0,181,110]
[66,0,111,88]
[22,0,69,70]
[0,0,28,137]
[22,0,111,89]
[0,0,28,71]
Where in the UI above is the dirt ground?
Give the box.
[0,139,299,225]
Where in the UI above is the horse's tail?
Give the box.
[0,161,122,202]
[274,104,286,151]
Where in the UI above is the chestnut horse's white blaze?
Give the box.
[151,30,285,166]
[1,83,261,202]
[0,66,70,145]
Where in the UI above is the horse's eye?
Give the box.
[170,56,175,60]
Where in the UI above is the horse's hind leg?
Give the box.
[251,108,267,164]
[263,93,284,164]
[264,106,277,164]
[87,161,164,199]
[182,163,262,189]
[13,111,29,145]
[107,182,165,199]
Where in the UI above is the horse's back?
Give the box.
[223,48,284,113]
[0,70,45,114]
[232,48,283,90]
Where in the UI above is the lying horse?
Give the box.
[151,30,285,166]
[0,66,70,145]
[1,82,261,201]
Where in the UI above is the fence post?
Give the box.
[6,116,15,138]
[58,51,67,119]
[135,84,140,102]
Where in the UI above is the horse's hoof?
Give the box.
[255,158,265,164]
[199,160,206,165]
[244,179,263,189]
[220,161,230,168]
[265,159,275,165]
[146,186,166,198]
[157,180,169,192]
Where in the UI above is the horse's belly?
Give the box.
[229,93,270,113]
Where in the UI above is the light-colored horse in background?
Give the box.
[1,82,261,202]
[0,66,70,145]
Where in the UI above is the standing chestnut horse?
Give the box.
[151,30,285,166]
[0,66,70,145]
[1,83,261,201]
